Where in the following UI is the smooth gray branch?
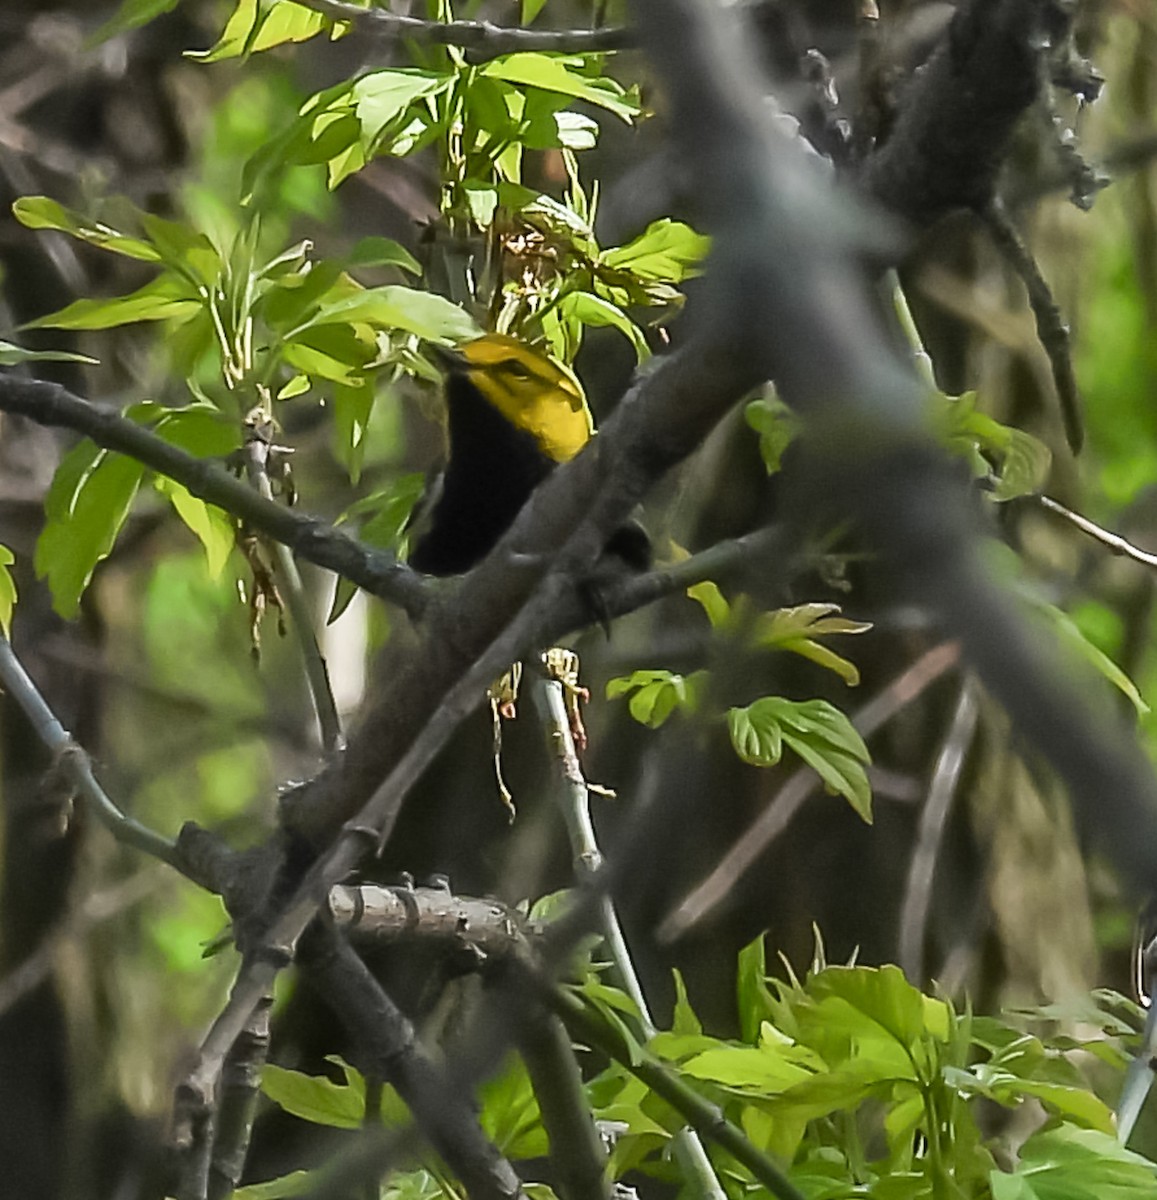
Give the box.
[0,633,183,870]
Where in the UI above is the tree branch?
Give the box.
[0,633,184,872]
[0,375,428,619]
[290,0,635,62]
[300,923,530,1200]
[860,0,1059,227]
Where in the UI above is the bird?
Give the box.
[408,333,650,578]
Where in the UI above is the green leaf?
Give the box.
[521,0,549,23]
[556,291,649,361]
[138,212,221,284]
[752,603,872,686]
[0,340,98,366]
[940,393,1052,499]
[482,54,639,123]
[23,275,200,331]
[991,1124,1157,1199]
[233,1172,315,1199]
[153,478,234,579]
[728,702,784,767]
[687,580,731,630]
[348,236,422,275]
[0,545,16,638]
[12,196,161,262]
[737,937,777,1044]
[605,669,700,728]
[1042,604,1149,716]
[671,969,702,1037]
[35,451,144,619]
[463,181,500,229]
[191,0,335,62]
[745,392,799,474]
[728,697,872,821]
[478,1053,546,1160]
[329,474,424,621]
[683,1042,817,1094]
[602,219,710,282]
[991,428,1053,501]
[89,0,180,43]
[261,1063,364,1129]
[810,965,940,1051]
[331,382,376,483]
[351,69,450,144]
[307,285,481,342]
[277,374,311,400]
[150,405,240,457]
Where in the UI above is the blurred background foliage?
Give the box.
[4,0,1157,1194]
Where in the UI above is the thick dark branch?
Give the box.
[292,0,634,62]
[300,924,529,1200]
[861,0,1061,227]
[0,376,428,618]
[636,0,1157,905]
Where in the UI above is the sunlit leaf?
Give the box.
[352,69,450,143]
[991,1124,1157,1199]
[605,668,702,728]
[261,1063,364,1129]
[752,603,872,686]
[191,0,336,62]
[154,478,234,579]
[602,219,710,282]
[0,339,97,366]
[1041,604,1149,716]
[23,275,200,331]
[35,451,144,619]
[482,54,639,122]
[687,580,730,630]
[557,291,648,361]
[728,697,872,821]
[12,196,161,262]
[307,285,481,341]
[0,545,15,638]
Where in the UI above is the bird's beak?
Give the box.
[427,342,468,373]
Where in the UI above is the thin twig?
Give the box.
[980,198,1084,454]
[897,677,980,982]
[291,0,635,61]
[546,982,806,1200]
[208,993,274,1200]
[243,427,343,753]
[534,674,726,1200]
[0,634,184,871]
[659,641,961,942]
[1035,493,1157,569]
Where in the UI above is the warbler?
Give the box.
[409,333,649,577]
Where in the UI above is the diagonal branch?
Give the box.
[290,0,634,61]
[0,375,428,618]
